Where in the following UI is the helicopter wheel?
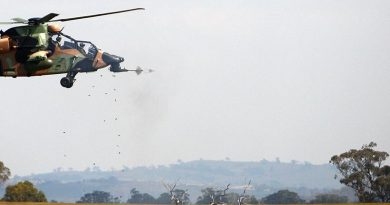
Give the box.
[60,77,74,88]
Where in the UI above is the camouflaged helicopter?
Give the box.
[0,8,145,88]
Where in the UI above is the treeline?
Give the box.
[75,188,348,204]
[1,141,389,203]
[0,181,349,204]
[76,188,190,204]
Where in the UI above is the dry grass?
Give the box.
[1,203,390,205]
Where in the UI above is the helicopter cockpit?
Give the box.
[50,32,99,60]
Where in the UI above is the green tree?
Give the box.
[3,181,47,202]
[261,190,304,204]
[0,161,10,184]
[196,187,215,204]
[156,192,172,204]
[128,188,142,203]
[77,190,118,203]
[330,142,390,202]
[127,188,156,204]
[224,192,240,204]
[156,190,190,204]
[309,194,348,204]
[374,165,390,202]
[223,192,258,204]
[173,189,190,204]
[245,195,259,204]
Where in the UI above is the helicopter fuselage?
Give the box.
[0,24,125,87]
[0,8,145,88]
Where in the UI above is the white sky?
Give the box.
[1,0,390,176]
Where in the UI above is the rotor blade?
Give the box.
[0,22,19,25]
[50,8,145,22]
[11,18,28,23]
[0,17,28,24]
[38,13,59,23]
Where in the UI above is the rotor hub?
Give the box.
[27,18,40,25]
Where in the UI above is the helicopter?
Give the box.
[0,8,145,88]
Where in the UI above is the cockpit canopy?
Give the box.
[52,32,98,60]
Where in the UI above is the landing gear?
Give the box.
[60,71,78,88]
[60,77,73,88]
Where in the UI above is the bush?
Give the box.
[262,190,304,204]
[3,181,47,202]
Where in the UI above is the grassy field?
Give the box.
[1,203,390,205]
[2,203,390,205]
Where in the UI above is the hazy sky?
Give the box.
[1,0,390,176]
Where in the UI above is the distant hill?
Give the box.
[1,160,349,203]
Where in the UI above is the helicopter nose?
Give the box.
[102,52,124,65]
[101,52,129,72]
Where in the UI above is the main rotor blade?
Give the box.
[50,8,145,22]
[11,18,28,23]
[0,22,19,25]
[0,17,27,24]
[38,13,59,23]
